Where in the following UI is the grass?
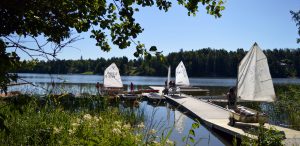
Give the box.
[271,85,300,130]
[0,94,141,145]
[81,71,94,75]
[0,94,178,145]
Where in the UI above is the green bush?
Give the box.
[241,124,285,146]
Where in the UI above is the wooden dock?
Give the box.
[149,86,300,145]
[179,88,209,92]
[142,92,165,101]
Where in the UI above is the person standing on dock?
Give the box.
[96,82,100,95]
[227,87,236,109]
[130,82,134,93]
[165,80,168,87]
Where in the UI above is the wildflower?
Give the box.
[76,118,81,123]
[135,135,142,142]
[83,114,92,120]
[123,123,131,130]
[68,129,75,135]
[152,141,161,146]
[149,129,157,135]
[71,123,80,127]
[53,127,61,134]
[112,128,121,135]
[166,139,174,145]
[114,121,121,125]
[93,116,99,122]
[114,121,122,128]
[137,122,145,129]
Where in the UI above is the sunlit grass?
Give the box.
[0,94,178,145]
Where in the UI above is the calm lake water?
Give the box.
[8,73,300,146]
[129,101,232,146]
[10,73,300,95]
[16,73,300,86]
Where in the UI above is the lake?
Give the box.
[16,73,300,86]
[7,73,300,146]
[10,73,300,95]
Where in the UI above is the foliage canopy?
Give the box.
[0,0,225,93]
[291,10,300,43]
[1,0,225,54]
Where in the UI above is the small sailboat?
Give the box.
[167,66,180,95]
[167,66,171,89]
[175,61,209,93]
[237,43,276,102]
[175,61,190,87]
[103,63,123,95]
[229,42,275,126]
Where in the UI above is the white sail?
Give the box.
[175,61,190,86]
[237,43,275,102]
[174,110,186,133]
[103,63,123,88]
[167,66,171,89]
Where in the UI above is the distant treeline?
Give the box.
[18,48,300,78]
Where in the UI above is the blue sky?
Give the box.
[18,0,300,60]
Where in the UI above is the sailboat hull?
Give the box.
[229,105,268,126]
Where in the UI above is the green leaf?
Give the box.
[182,136,186,142]
[134,52,139,57]
[149,46,157,51]
[220,6,225,11]
[189,137,195,143]
[212,1,216,6]
[192,122,200,129]
[189,129,195,136]
[146,53,152,60]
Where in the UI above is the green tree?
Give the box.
[16,47,300,78]
[291,10,300,43]
[0,0,225,93]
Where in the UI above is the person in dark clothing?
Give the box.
[130,82,134,93]
[163,88,169,95]
[227,87,236,109]
[96,82,100,95]
[169,80,175,88]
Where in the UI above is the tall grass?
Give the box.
[0,94,145,145]
[271,85,300,130]
[0,93,184,145]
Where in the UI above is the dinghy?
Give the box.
[103,63,123,95]
[175,61,190,87]
[229,43,276,126]
[166,66,180,95]
[175,61,209,93]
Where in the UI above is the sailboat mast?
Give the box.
[167,66,171,89]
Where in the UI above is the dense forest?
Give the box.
[17,48,300,78]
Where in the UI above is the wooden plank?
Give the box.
[7,82,30,86]
[195,95,226,99]
[142,93,165,100]
[180,88,209,92]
